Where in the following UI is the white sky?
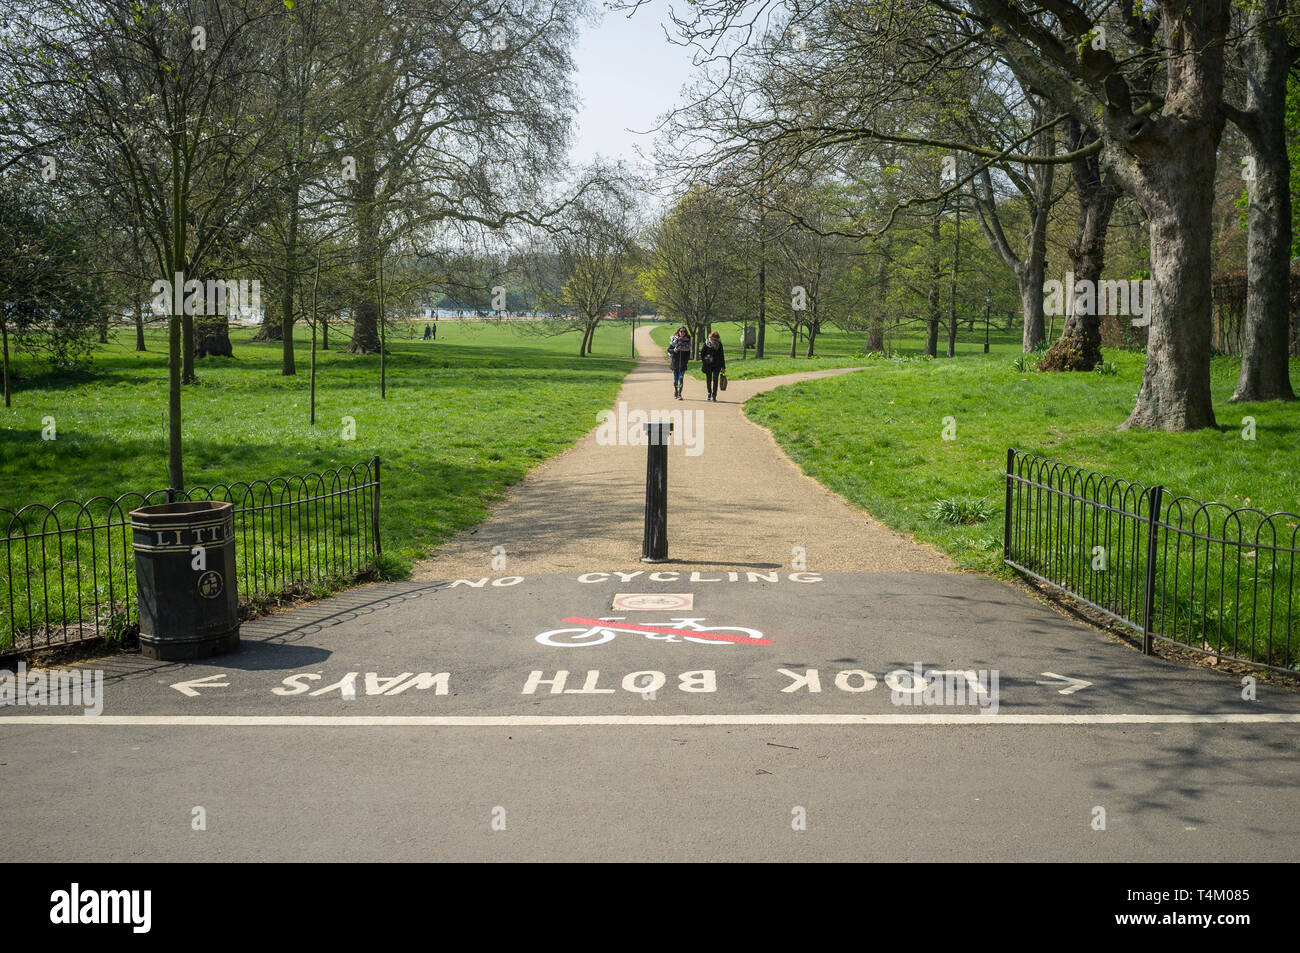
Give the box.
[568,1,701,173]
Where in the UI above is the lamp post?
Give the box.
[984,291,991,354]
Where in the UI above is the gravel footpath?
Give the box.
[412,326,952,578]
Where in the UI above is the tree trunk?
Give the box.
[181,304,197,384]
[1121,151,1220,430]
[378,248,387,397]
[926,206,941,357]
[181,309,196,383]
[1230,0,1294,402]
[947,199,960,358]
[98,315,108,344]
[135,295,146,351]
[252,307,283,341]
[805,322,818,357]
[1114,1,1228,431]
[2,317,10,408]
[1040,121,1119,372]
[1037,252,1104,372]
[350,298,380,353]
[281,290,296,374]
[132,224,147,351]
[281,188,299,375]
[867,320,884,351]
[167,133,185,490]
[346,146,381,354]
[168,303,183,489]
[310,258,320,426]
[1020,186,1050,352]
[969,100,1053,353]
[1025,101,1054,354]
[925,294,940,357]
[1016,268,1045,352]
[194,317,233,357]
[278,279,296,373]
[868,252,889,351]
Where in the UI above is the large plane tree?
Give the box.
[2,0,285,487]
[643,0,1245,430]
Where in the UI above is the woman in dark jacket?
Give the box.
[700,330,726,401]
[668,326,691,400]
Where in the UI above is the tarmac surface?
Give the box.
[3,329,1298,862]
[413,327,950,577]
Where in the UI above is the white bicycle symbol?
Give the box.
[535,617,768,647]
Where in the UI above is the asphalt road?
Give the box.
[4,572,1299,861]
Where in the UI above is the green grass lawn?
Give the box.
[743,347,1300,577]
[1,319,633,568]
[648,318,1025,380]
[7,309,1296,662]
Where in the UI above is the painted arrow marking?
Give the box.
[1037,672,1093,695]
[170,674,232,698]
[562,617,772,645]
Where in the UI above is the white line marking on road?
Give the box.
[169,674,231,697]
[1,713,1298,727]
[1036,672,1093,695]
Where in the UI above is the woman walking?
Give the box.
[667,325,692,400]
[700,330,726,401]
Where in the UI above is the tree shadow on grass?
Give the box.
[2,362,153,394]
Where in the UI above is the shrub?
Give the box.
[372,551,412,581]
[929,497,993,525]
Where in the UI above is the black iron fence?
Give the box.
[1005,449,1300,673]
[1,457,381,654]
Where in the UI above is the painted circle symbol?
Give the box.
[613,593,692,611]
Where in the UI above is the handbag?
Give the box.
[720,373,728,391]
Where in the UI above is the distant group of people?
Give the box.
[404,318,438,339]
[667,325,726,401]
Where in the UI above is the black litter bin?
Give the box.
[130,500,240,660]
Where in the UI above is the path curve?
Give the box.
[413,326,951,578]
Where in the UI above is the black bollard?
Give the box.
[641,420,673,562]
